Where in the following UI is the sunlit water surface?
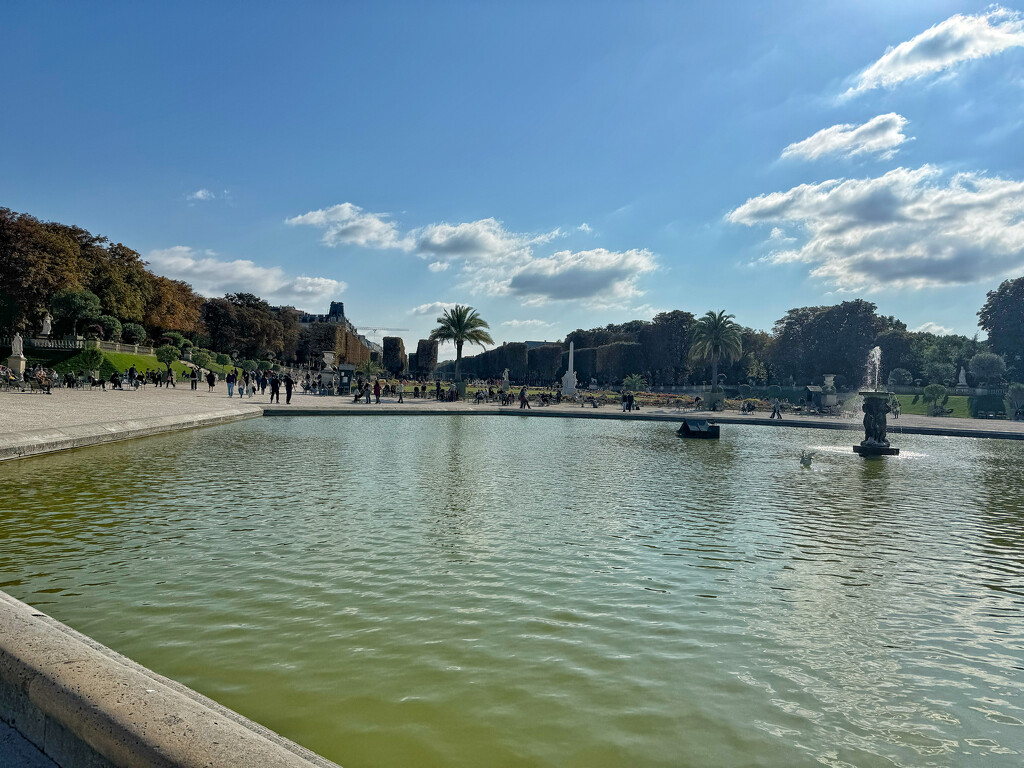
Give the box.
[1,416,1023,767]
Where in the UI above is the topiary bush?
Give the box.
[216,353,231,366]
[190,350,211,369]
[238,359,257,371]
[122,323,146,344]
[258,360,272,371]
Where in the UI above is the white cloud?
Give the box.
[507,248,657,305]
[146,246,346,309]
[408,301,457,316]
[577,222,592,232]
[727,165,1024,291]
[286,203,411,250]
[914,321,954,335]
[781,114,911,161]
[187,189,215,201]
[291,203,656,305]
[847,7,1024,95]
[501,319,553,328]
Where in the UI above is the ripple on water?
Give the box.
[1,416,1023,768]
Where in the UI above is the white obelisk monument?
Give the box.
[561,341,577,397]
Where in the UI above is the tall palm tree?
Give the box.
[689,310,743,392]
[429,305,494,381]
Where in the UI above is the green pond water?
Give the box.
[1,416,1023,767]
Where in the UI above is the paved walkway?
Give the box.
[0,721,57,768]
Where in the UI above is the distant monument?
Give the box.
[561,342,577,397]
[40,313,52,337]
[958,366,968,387]
[7,331,27,381]
[501,368,510,392]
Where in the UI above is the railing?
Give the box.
[1,337,155,356]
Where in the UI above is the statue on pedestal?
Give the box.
[11,332,25,358]
[501,368,510,392]
[41,313,52,337]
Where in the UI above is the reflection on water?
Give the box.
[1,417,1023,767]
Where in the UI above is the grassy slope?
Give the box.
[102,350,234,377]
[886,395,972,418]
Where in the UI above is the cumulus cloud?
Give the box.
[508,248,657,304]
[727,165,1024,291]
[187,189,214,201]
[286,203,411,250]
[408,301,457,316]
[501,319,553,328]
[781,114,911,161]
[146,246,346,309]
[577,222,592,232]
[847,7,1024,95]
[291,202,656,305]
[914,321,954,335]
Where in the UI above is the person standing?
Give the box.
[226,369,236,398]
[770,398,782,419]
[206,370,216,392]
[190,367,199,391]
[397,379,404,403]
[284,373,294,405]
[364,382,372,404]
[373,379,382,404]
[269,374,281,403]
[519,386,530,409]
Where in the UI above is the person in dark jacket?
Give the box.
[269,374,281,403]
[284,374,294,404]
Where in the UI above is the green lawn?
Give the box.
[102,350,235,377]
[895,394,972,418]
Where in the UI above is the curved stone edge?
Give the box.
[262,407,1024,439]
[0,407,265,463]
[0,591,341,768]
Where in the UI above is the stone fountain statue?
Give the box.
[500,368,510,392]
[852,345,899,456]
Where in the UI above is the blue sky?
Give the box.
[4,1,1024,352]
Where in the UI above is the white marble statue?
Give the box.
[11,332,24,357]
[41,313,52,336]
[501,368,510,392]
[561,341,577,397]
[958,366,968,387]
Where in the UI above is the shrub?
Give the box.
[162,331,186,348]
[969,351,1006,386]
[121,323,146,344]
[923,384,947,415]
[238,359,257,371]
[216,353,231,366]
[181,338,193,349]
[766,385,782,400]
[271,364,282,372]
[887,368,913,386]
[738,384,752,400]
[258,360,273,371]
[1006,383,1024,418]
[155,345,181,372]
[55,348,104,374]
[97,315,122,340]
[191,350,211,369]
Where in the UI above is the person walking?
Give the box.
[435,380,442,401]
[397,379,405,403]
[373,379,382,404]
[519,386,530,409]
[622,391,628,412]
[269,374,281,403]
[226,369,236,398]
[284,373,294,405]
[190,367,199,391]
[364,382,372,404]
[168,369,175,388]
[206,370,216,392]
[770,398,782,420]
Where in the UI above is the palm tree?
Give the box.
[623,373,647,391]
[689,310,743,393]
[429,305,494,381]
